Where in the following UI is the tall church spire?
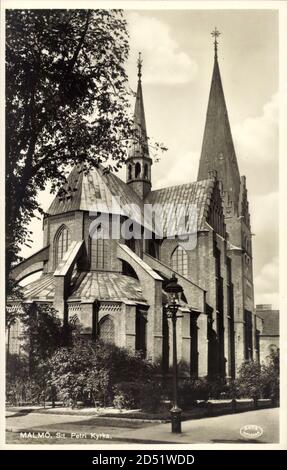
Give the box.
[126,53,152,199]
[197,29,241,212]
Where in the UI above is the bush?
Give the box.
[113,382,142,409]
[6,354,44,405]
[166,375,240,409]
[138,382,163,412]
[235,352,279,401]
[6,376,44,405]
[47,337,158,408]
[206,375,228,399]
[172,378,210,408]
[113,381,162,412]
[235,361,262,400]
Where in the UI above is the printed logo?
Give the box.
[240,424,263,439]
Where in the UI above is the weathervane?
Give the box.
[211,27,221,59]
[137,52,143,80]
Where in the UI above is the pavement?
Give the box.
[6,407,279,445]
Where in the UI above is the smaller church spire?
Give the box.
[137,52,143,80]
[133,52,148,156]
[126,53,152,200]
[211,26,221,59]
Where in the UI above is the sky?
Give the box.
[21,8,279,308]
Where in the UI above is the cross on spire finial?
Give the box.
[137,52,143,80]
[211,27,221,59]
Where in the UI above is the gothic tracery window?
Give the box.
[171,245,188,277]
[98,315,115,344]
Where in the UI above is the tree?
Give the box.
[261,349,280,402]
[6,9,134,285]
[6,302,69,405]
[20,302,64,376]
[236,351,280,404]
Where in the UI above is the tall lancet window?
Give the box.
[171,246,188,277]
[128,164,132,180]
[90,224,111,270]
[135,162,141,178]
[55,225,71,267]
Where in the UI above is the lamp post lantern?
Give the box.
[164,273,183,433]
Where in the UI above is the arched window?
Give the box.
[144,163,148,179]
[135,162,141,178]
[55,225,71,267]
[8,318,22,355]
[98,315,115,344]
[171,245,188,277]
[128,164,132,180]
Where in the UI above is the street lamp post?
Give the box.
[164,274,183,434]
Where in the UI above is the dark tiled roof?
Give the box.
[47,166,148,228]
[22,273,55,301]
[256,309,279,336]
[47,166,84,215]
[146,178,214,233]
[47,165,214,236]
[21,272,146,303]
[70,272,145,302]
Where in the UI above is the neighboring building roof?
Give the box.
[256,304,272,311]
[146,178,214,233]
[256,307,279,336]
[20,272,146,304]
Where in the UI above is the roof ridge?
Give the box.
[148,178,213,195]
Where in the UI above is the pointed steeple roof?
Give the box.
[197,30,240,209]
[128,53,150,159]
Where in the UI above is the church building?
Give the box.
[8,32,261,379]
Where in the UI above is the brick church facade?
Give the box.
[8,39,262,379]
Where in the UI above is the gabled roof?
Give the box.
[47,165,151,228]
[145,178,215,234]
[47,166,216,236]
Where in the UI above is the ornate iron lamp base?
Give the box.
[170,406,182,433]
